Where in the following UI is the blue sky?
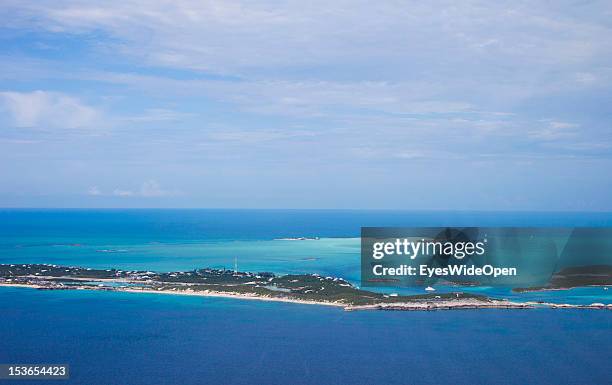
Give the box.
[0,1,611,210]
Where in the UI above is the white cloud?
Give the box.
[2,2,610,138]
[574,72,598,85]
[103,74,478,116]
[216,80,475,117]
[87,186,102,195]
[112,189,134,197]
[207,128,315,143]
[529,120,579,141]
[5,1,612,75]
[549,121,579,130]
[0,90,99,128]
[1,1,609,164]
[107,180,179,198]
[121,108,195,123]
[139,180,172,197]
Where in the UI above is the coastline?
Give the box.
[2,282,610,311]
[122,287,347,307]
[513,285,611,293]
[0,283,346,307]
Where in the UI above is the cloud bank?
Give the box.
[0,90,99,129]
[0,1,610,209]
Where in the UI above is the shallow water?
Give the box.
[1,209,611,304]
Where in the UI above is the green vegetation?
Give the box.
[0,263,489,306]
[513,265,612,292]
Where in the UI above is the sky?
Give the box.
[0,1,611,210]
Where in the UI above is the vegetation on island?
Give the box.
[0,263,487,306]
[513,265,612,293]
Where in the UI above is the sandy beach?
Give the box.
[2,282,610,311]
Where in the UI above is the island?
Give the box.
[1,264,610,311]
[513,265,612,293]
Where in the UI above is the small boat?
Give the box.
[425,286,435,292]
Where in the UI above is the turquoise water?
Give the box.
[1,210,611,384]
[0,236,361,277]
[1,209,610,304]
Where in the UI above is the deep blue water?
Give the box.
[1,210,611,384]
[1,287,610,385]
[3,209,612,240]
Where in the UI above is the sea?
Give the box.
[0,209,610,384]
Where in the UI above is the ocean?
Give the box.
[0,209,611,384]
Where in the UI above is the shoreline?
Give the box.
[0,283,346,308]
[513,285,611,293]
[122,287,347,307]
[2,282,610,311]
